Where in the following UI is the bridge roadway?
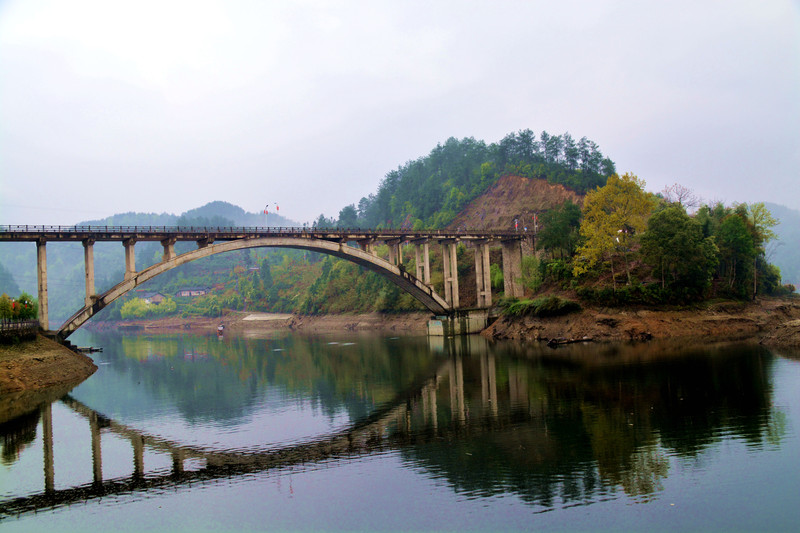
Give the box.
[0,225,530,338]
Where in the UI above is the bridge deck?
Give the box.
[0,225,525,243]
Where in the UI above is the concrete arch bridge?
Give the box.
[0,226,530,340]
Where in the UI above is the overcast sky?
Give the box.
[1,0,798,226]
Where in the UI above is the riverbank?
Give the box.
[483,297,800,348]
[87,297,800,347]
[87,311,433,336]
[0,335,97,423]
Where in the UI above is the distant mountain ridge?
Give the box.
[78,201,298,228]
[765,202,800,288]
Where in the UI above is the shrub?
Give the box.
[499,296,581,317]
[521,256,543,292]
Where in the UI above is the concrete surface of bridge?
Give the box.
[0,226,530,338]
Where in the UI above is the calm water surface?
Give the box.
[1,330,799,532]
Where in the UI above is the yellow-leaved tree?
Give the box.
[572,173,654,287]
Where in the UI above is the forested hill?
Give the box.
[318,130,615,230]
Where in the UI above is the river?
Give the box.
[1,330,799,532]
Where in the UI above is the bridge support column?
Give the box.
[83,239,96,307]
[161,237,176,262]
[501,240,524,299]
[123,238,136,281]
[358,239,376,256]
[387,240,402,266]
[474,242,492,308]
[414,241,431,286]
[36,239,49,330]
[442,241,459,308]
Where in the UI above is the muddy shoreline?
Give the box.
[0,335,97,423]
[482,297,800,348]
[86,311,433,336]
[85,298,800,347]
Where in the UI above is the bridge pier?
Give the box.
[123,238,136,281]
[387,240,403,266]
[358,238,376,256]
[36,239,49,330]
[83,239,96,307]
[414,241,431,287]
[161,237,176,262]
[501,240,524,299]
[474,242,492,308]
[441,241,459,309]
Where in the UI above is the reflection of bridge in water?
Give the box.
[1,339,514,519]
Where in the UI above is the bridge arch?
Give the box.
[57,236,450,340]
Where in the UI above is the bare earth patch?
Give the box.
[483,298,800,347]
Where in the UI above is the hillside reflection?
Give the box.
[0,333,783,517]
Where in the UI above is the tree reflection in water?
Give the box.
[0,334,784,517]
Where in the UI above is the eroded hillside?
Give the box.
[447,175,583,231]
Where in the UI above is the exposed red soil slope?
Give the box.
[447,175,583,231]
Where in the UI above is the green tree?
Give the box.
[15,292,37,319]
[640,204,718,301]
[538,200,582,258]
[573,173,654,286]
[153,297,177,316]
[716,213,756,298]
[120,298,150,319]
[337,204,358,228]
[0,294,11,319]
[747,202,779,297]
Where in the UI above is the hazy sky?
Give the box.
[1,1,798,226]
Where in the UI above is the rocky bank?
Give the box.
[483,297,800,348]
